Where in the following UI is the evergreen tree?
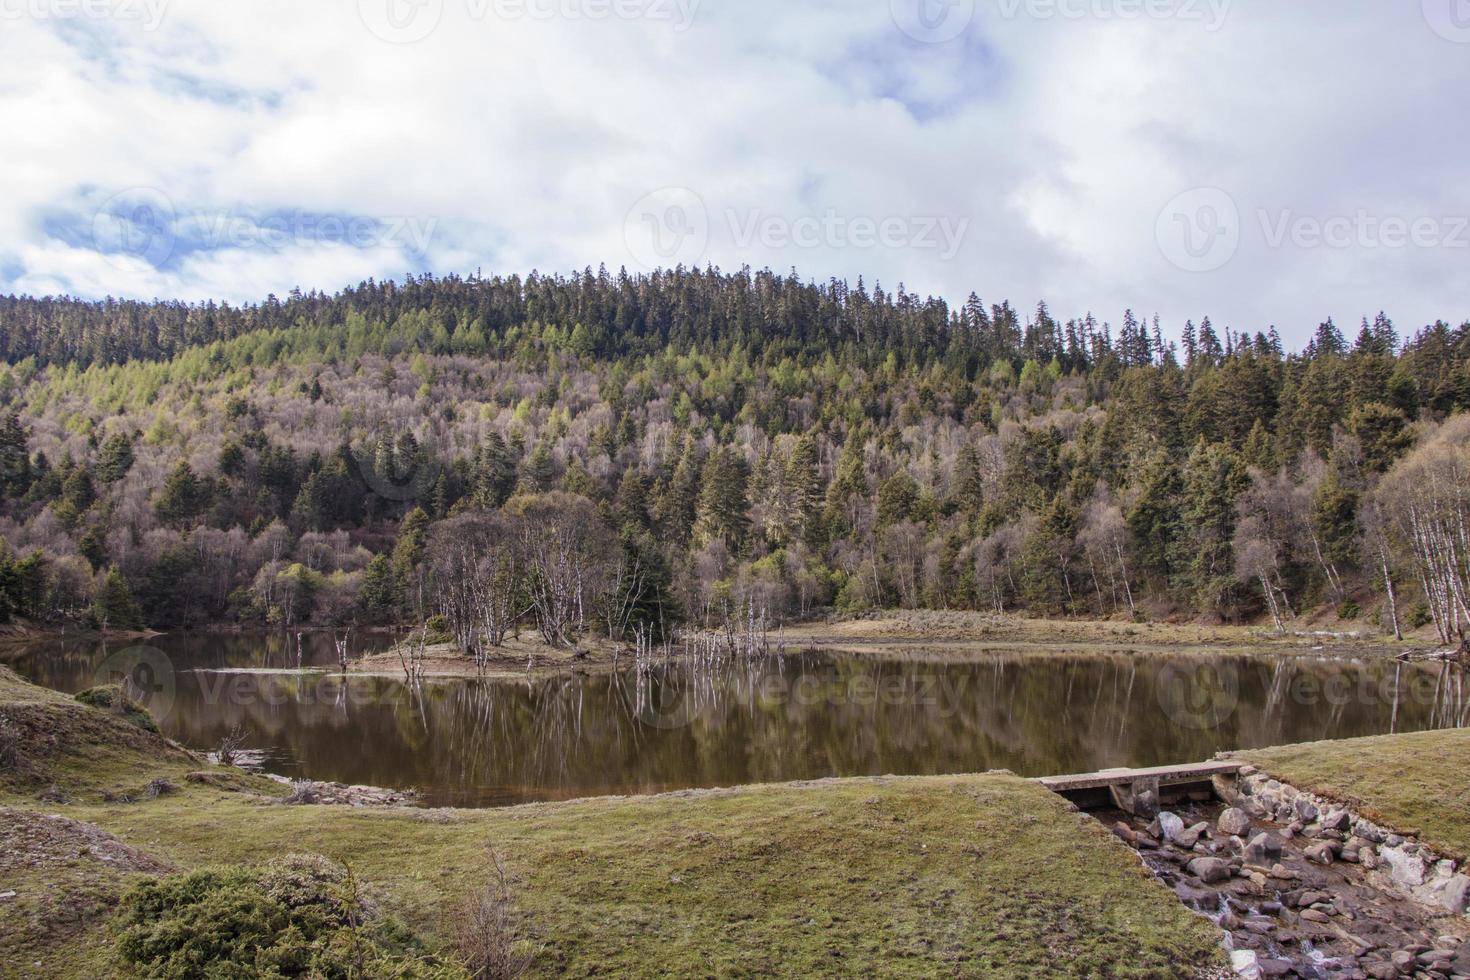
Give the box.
[694,447,749,550]
[1127,450,1184,592]
[96,432,135,483]
[154,461,211,527]
[0,411,31,498]
[95,567,145,631]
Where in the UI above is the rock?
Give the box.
[1174,882,1215,906]
[1175,822,1208,849]
[1230,949,1261,979]
[1299,908,1331,923]
[1218,807,1252,836]
[1424,874,1470,915]
[1381,845,1429,888]
[1256,960,1293,978]
[1390,951,1415,970]
[1240,797,1267,819]
[1362,963,1398,980]
[1157,811,1184,842]
[1295,797,1320,822]
[1322,809,1352,832]
[1187,857,1233,884]
[1359,847,1379,870]
[1245,832,1284,866]
[1268,863,1299,881]
[1305,841,1337,865]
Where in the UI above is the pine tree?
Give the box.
[1181,442,1247,612]
[694,447,749,550]
[358,553,396,624]
[95,567,145,631]
[1127,449,1184,593]
[615,467,650,529]
[0,411,31,499]
[785,433,823,543]
[96,432,135,483]
[876,471,919,527]
[154,461,211,527]
[520,443,556,494]
[657,440,701,544]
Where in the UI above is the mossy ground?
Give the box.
[1239,727,1470,861]
[0,667,1229,979]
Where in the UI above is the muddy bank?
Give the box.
[1105,768,1470,978]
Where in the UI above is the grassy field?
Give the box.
[0,667,1228,979]
[1240,727,1470,861]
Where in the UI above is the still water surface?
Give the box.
[8,633,1468,807]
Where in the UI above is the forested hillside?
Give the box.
[1,267,1468,644]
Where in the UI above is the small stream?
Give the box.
[5,633,1469,807]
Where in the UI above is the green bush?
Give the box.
[113,854,466,979]
[75,685,159,734]
[1406,602,1433,631]
[424,614,453,645]
[1337,599,1360,620]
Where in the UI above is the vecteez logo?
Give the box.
[359,0,444,43]
[1155,660,1239,731]
[624,187,710,271]
[1423,0,1470,43]
[92,645,178,724]
[891,0,975,43]
[1156,187,1240,273]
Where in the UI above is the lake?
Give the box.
[6,632,1468,807]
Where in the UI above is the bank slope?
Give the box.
[0,668,1226,978]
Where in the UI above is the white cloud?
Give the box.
[1,0,1467,345]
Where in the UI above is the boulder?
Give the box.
[1422,873,1470,915]
[1295,797,1320,822]
[1380,845,1429,888]
[1158,811,1184,842]
[1304,841,1337,865]
[1230,949,1260,979]
[1256,960,1292,978]
[1175,822,1208,849]
[1186,857,1233,884]
[1244,832,1284,866]
[1218,807,1252,837]
[1321,809,1352,832]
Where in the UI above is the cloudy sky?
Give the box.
[2,0,1467,347]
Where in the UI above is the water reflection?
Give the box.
[5,635,1468,807]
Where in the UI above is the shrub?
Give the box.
[424,613,453,645]
[113,854,466,978]
[1337,599,1360,620]
[0,712,19,771]
[74,685,159,734]
[453,852,537,980]
[1406,601,1433,631]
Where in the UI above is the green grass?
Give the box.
[0,667,1229,978]
[1239,727,1470,860]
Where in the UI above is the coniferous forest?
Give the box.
[1,266,1469,644]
